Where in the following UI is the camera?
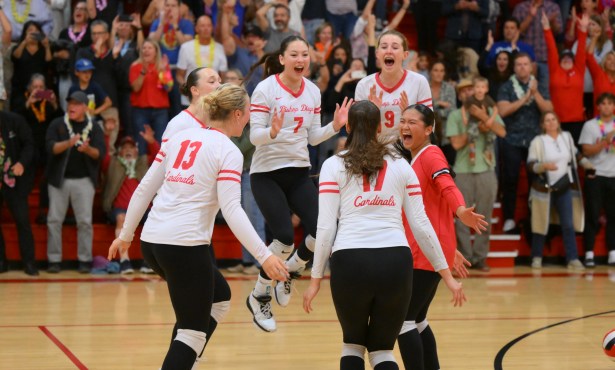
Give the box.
[34,90,54,100]
[30,32,45,42]
[118,14,134,22]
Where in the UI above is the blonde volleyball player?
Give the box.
[246,35,352,332]
[108,84,288,370]
[355,30,432,138]
[161,67,222,141]
[303,101,465,370]
[396,104,490,370]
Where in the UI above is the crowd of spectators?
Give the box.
[0,0,614,276]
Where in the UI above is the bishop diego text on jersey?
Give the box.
[380,99,401,108]
[354,195,396,207]
[278,104,316,113]
[166,171,196,185]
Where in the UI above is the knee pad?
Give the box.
[417,319,429,333]
[210,300,231,323]
[368,350,396,368]
[175,329,207,355]
[399,320,417,335]
[341,343,366,359]
[268,239,294,259]
[305,234,316,252]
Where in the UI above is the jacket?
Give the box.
[0,111,35,196]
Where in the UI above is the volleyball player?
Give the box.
[161,67,222,141]
[108,84,288,370]
[355,30,432,138]
[303,101,465,370]
[247,35,352,332]
[396,104,488,370]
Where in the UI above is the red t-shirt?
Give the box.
[403,145,464,272]
[113,177,140,210]
[129,62,170,109]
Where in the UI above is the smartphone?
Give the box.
[35,90,54,100]
[30,32,44,42]
[118,14,134,22]
[351,70,367,80]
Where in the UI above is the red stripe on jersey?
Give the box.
[184,109,207,128]
[162,139,169,143]
[154,158,162,162]
[406,184,421,189]
[319,190,340,194]
[219,169,241,176]
[408,191,422,196]
[158,151,167,157]
[250,104,270,111]
[276,74,306,98]
[375,70,408,94]
[319,182,339,187]
[218,177,241,183]
[250,109,270,114]
[417,98,432,105]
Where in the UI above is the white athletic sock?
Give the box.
[609,250,615,264]
[586,251,594,259]
[285,252,308,273]
[254,275,272,296]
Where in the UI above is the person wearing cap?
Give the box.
[544,12,589,144]
[102,132,160,274]
[45,91,106,274]
[0,109,38,276]
[446,78,506,272]
[68,58,112,117]
[176,15,227,108]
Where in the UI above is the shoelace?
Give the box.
[255,295,273,318]
[282,271,303,294]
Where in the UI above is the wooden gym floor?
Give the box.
[1,266,614,370]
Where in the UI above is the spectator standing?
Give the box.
[149,0,195,118]
[58,1,92,50]
[579,92,615,267]
[4,0,53,42]
[586,50,615,112]
[0,7,11,109]
[441,0,490,53]
[49,0,70,40]
[86,0,120,28]
[76,20,119,109]
[301,0,326,45]
[497,53,553,232]
[513,0,562,95]
[256,3,300,53]
[447,79,507,271]
[324,0,357,39]
[527,111,591,270]
[129,40,173,153]
[0,110,38,276]
[430,61,458,165]
[414,0,442,53]
[573,14,613,118]
[220,8,266,83]
[176,15,227,107]
[17,74,61,223]
[544,12,588,143]
[10,21,52,112]
[485,18,536,67]
[46,91,105,274]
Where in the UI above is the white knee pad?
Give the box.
[305,234,316,252]
[341,343,366,359]
[368,350,396,368]
[268,239,294,258]
[175,329,207,355]
[417,319,429,333]
[211,300,231,323]
[399,320,417,335]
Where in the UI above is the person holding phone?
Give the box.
[10,21,52,112]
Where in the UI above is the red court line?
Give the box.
[39,326,87,370]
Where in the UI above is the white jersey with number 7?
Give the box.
[355,70,432,139]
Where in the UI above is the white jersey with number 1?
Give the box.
[355,70,432,139]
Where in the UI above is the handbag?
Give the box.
[549,173,571,194]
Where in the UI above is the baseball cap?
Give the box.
[75,58,95,72]
[118,136,137,147]
[560,49,575,61]
[66,91,89,105]
[243,25,265,39]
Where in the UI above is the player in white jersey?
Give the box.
[303,101,465,370]
[355,30,432,139]
[161,67,222,142]
[108,85,288,370]
[246,35,352,332]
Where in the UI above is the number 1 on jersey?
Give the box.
[173,140,203,170]
[293,117,304,133]
[362,161,388,192]
[384,111,395,128]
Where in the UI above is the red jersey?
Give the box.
[403,145,465,271]
[113,178,140,210]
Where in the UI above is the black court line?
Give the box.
[494,309,615,370]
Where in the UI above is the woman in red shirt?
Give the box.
[129,39,173,153]
[587,50,615,113]
[396,104,487,370]
[544,12,589,143]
